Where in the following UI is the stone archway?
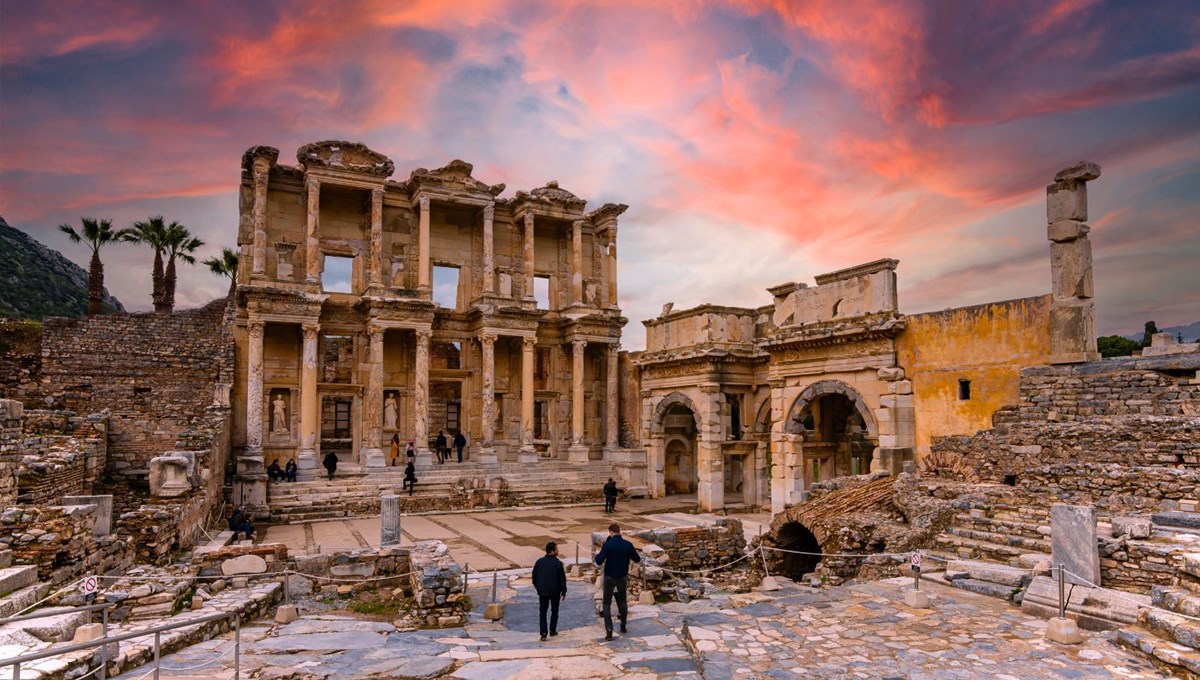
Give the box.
[774,521,822,580]
[651,391,702,435]
[785,380,877,437]
[785,380,877,482]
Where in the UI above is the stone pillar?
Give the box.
[518,336,537,463]
[1047,161,1101,364]
[768,380,793,514]
[605,343,620,450]
[298,322,320,470]
[417,197,431,292]
[874,367,916,474]
[523,212,535,300]
[414,328,432,465]
[477,333,498,464]
[305,178,321,282]
[608,230,618,307]
[381,493,401,547]
[0,399,23,508]
[568,339,589,464]
[251,158,270,276]
[369,187,384,288]
[696,386,725,512]
[361,324,386,467]
[482,203,495,294]
[571,220,584,305]
[246,320,265,453]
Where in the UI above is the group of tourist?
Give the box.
[532,523,641,642]
[267,458,297,482]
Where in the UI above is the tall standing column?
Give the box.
[568,338,589,464]
[1047,161,1102,364]
[414,328,432,465]
[305,178,321,283]
[605,343,620,450]
[696,386,725,512]
[246,320,265,453]
[523,212,535,300]
[298,322,319,470]
[607,230,618,307]
[417,197,431,292]
[571,220,583,305]
[251,159,269,276]
[369,188,384,288]
[482,203,495,294]
[518,336,537,463]
[361,324,385,467]
[477,333,497,464]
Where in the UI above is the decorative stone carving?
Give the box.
[384,392,398,431]
[271,392,289,433]
[297,140,395,177]
[149,455,192,498]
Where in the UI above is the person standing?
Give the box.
[532,541,567,641]
[389,433,401,467]
[435,430,448,464]
[403,460,418,495]
[322,451,338,480]
[405,440,416,465]
[603,478,618,513]
[594,523,641,641]
[453,430,467,463]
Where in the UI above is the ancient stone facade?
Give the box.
[15,410,107,505]
[233,142,637,513]
[631,164,1103,513]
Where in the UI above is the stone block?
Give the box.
[62,495,114,536]
[21,608,88,642]
[947,559,1031,588]
[887,380,912,395]
[903,589,929,609]
[1054,161,1101,183]
[222,554,268,576]
[1046,180,1088,223]
[232,577,250,589]
[331,562,376,578]
[71,622,103,643]
[1111,516,1152,539]
[275,603,300,623]
[1045,617,1083,644]
[1050,241,1094,300]
[0,565,37,597]
[877,367,904,381]
[950,578,1015,600]
[1048,219,1089,243]
[1051,504,1101,587]
[1180,553,1200,580]
[149,455,192,497]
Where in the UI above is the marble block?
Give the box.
[1050,504,1101,587]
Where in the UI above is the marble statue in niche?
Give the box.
[272,393,289,432]
[384,392,398,430]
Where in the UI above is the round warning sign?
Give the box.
[910,552,922,570]
[83,575,98,594]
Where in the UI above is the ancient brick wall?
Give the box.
[0,503,133,584]
[0,399,20,506]
[408,541,469,627]
[38,298,235,479]
[15,410,108,504]
[0,320,45,404]
[635,518,745,572]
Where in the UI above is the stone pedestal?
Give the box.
[275,604,300,624]
[903,589,929,609]
[381,493,401,547]
[567,445,590,464]
[485,602,504,620]
[361,448,386,468]
[475,447,498,465]
[1045,617,1083,644]
[516,448,539,465]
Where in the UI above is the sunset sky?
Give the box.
[1,0,1197,347]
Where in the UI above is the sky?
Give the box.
[1,0,1197,349]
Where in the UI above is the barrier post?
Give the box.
[1044,563,1083,644]
[484,569,504,620]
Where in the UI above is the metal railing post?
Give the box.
[153,630,161,679]
[462,563,469,592]
[12,662,18,680]
[234,613,241,679]
[1057,562,1066,619]
[284,567,290,606]
[100,607,109,680]
[491,570,498,603]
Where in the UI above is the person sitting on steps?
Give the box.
[403,460,418,496]
[228,505,255,542]
[267,458,283,481]
[284,458,297,482]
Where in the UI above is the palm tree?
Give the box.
[162,223,205,313]
[126,216,172,312]
[203,247,239,296]
[58,217,129,316]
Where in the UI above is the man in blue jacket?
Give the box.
[532,541,567,641]
[594,523,641,640]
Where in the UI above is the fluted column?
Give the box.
[361,324,385,467]
[298,322,319,470]
[305,178,321,282]
[568,338,588,464]
[518,336,537,463]
[251,159,269,275]
[417,197,431,292]
[607,230,618,306]
[523,212,535,300]
[571,220,583,305]
[245,320,265,453]
[414,328,432,465]
[606,343,620,449]
[482,203,495,294]
[478,333,497,464]
[369,187,384,287]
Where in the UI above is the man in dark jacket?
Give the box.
[603,478,618,513]
[531,541,567,641]
[453,431,467,463]
[594,523,641,640]
[322,452,338,480]
[435,430,448,464]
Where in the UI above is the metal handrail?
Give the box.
[2,609,242,680]
[0,602,115,626]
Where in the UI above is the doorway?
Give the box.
[320,396,355,466]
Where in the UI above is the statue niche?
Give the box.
[269,388,293,443]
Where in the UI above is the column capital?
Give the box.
[483,202,494,219]
[306,177,320,192]
[416,328,433,342]
[609,342,621,354]
[253,170,269,187]
[478,332,497,346]
[572,338,588,351]
[418,196,430,211]
[302,322,320,337]
[367,322,385,337]
[572,219,584,231]
[522,336,538,349]
[524,212,535,229]
[247,319,265,335]
[371,187,385,201]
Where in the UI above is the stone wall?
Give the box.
[408,540,469,628]
[15,410,107,504]
[0,503,133,585]
[0,399,21,506]
[0,319,44,404]
[635,518,745,572]
[38,298,234,479]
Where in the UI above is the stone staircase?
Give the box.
[268,460,621,522]
[0,548,49,618]
[1116,552,1200,677]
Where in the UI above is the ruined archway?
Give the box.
[651,391,702,435]
[775,521,822,580]
[785,381,876,481]
[785,380,877,437]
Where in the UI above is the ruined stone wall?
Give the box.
[0,399,21,506]
[407,540,469,627]
[635,518,744,571]
[0,503,133,584]
[896,295,1053,457]
[0,320,44,403]
[15,410,107,504]
[38,298,234,478]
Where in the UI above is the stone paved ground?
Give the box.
[111,571,1169,679]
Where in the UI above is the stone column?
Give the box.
[305,178,321,283]
[1047,161,1102,364]
[523,212,535,300]
[518,336,537,463]
[361,324,385,467]
[381,493,401,547]
[297,322,320,470]
[696,386,725,512]
[246,320,265,453]
[568,338,589,464]
[369,187,384,288]
[768,380,793,514]
[417,197,431,292]
[605,343,620,450]
[571,220,584,305]
[608,230,618,307]
[251,158,270,276]
[482,203,495,294]
[414,328,432,465]
[477,333,498,464]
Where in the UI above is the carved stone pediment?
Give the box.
[408,160,505,197]
[297,140,395,178]
[241,146,280,173]
[514,181,587,211]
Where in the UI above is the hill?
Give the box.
[0,217,125,319]
[1121,321,1200,344]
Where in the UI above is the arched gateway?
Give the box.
[785,380,877,482]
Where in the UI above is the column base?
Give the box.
[296,448,317,470]
[361,447,386,468]
[233,473,269,519]
[516,446,539,465]
[475,447,498,465]
[415,448,435,467]
[567,445,590,465]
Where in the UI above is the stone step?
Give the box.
[1181,553,1200,580]
[948,578,1019,600]
[1152,585,1200,618]
[941,525,1052,554]
[0,581,52,618]
[1116,627,1200,676]
[1152,513,1200,531]
[1141,607,1200,651]
[952,514,1050,541]
[945,559,1034,588]
[933,534,1028,562]
[0,549,11,569]
[0,565,38,599]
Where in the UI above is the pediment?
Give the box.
[297,141,395,178]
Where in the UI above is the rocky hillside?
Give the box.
[0,217,125,319]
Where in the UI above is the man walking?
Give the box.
[435,430,448,464]
[532,541,567,641]
[603,478,618,513]
[453,430,467,463]
[594,523,640,641]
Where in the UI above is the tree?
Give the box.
[1142,321,1159,348]
[58,217,129,316]
[126,216,172,312]
[162,223,204,313]
[204,247,239,296]
[1097,335,1140,358]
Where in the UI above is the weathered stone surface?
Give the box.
[1054,161,1102,183]
[221,553,268,575]
[946,559,1031,588]
[1153,513,1200,531]
[1111,516,1152,539]
[1050,504,1101,587]
[950,578,1017,600]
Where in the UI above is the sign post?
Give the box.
[83,575,98,600]
[911,552,922,591]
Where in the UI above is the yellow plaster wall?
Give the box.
[897,295,1052,457]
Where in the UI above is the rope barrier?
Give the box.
[99,570,411,586]
[15,577,86,616]
[159,641,238,671]
[1060,566,1200,625]
[656,547,764,576]
[759,545,949,561]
